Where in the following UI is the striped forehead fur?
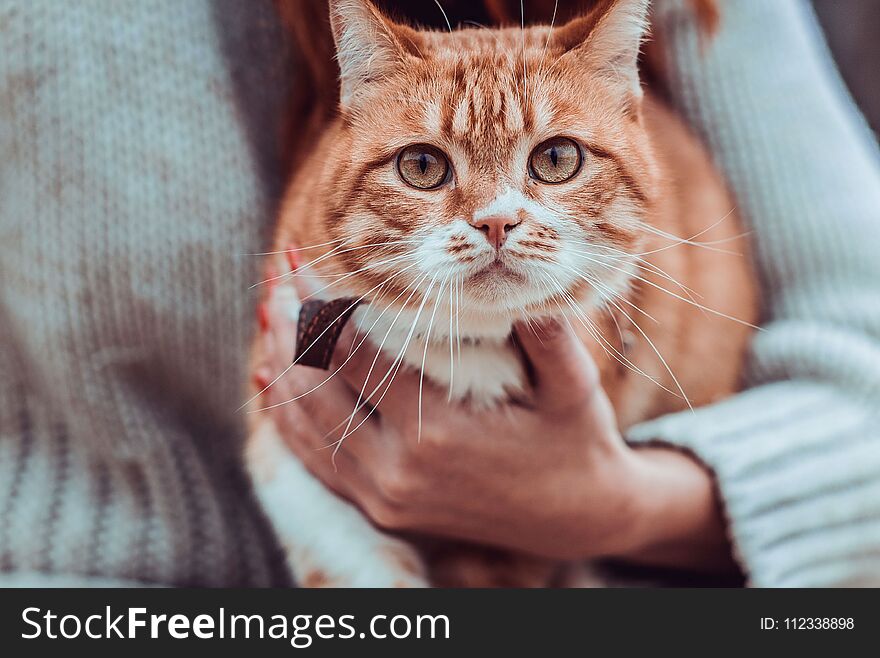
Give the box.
[298,0,656,322]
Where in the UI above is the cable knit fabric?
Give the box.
[628,0,880,586]
[0,0,878,587]
[0,0,295,586]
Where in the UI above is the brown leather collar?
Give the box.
[294,297,638,372]
[294,297,363,370]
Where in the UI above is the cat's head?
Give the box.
[290,0,658,334]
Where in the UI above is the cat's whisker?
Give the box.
[248,240,418,289]
[295,239,418,271]
[642,207,734,241]
[693,231,753,246]
[606,299,630,354]
[574,243,705,301]
[298,253,414,280]
[572,251,760,329]
[542,290,636,386]
[314,277,426,452]
[298,254,416,301]
[520,314,542,341]
[455,275,463,364]
[433,0,453,33]
[601,289,694,410]
[539,271,668,391]
[334,274,439,460]
[574,246,706,314]
[241,237,349,257]
[568,245,705,338]
[328,275,442,461]
[247,238,361,288]
[418,274,450,443]
[560,263,659,323]
[630,256,704,299]
[539,0,560,72]
[255,238,358,281]
[330,330,413,452]
[560,283,677,396]
[558,300,663,391]
[249,267,424,413]
[447,275,456,401]
[635,209,742,256]
[239,264,421,413]
[548,269,682,401]
[632,236,743,257]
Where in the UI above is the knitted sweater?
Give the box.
[628,0,880,587]
[0,0,878,587]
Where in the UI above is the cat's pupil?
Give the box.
[419,154,428,174]
[550,147,559,167]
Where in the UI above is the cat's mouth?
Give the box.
[467,258,526,286]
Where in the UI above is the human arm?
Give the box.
[626,0,880,586]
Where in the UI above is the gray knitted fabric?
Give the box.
[0,0,878,587]
[0,0,294,586]
[629,0,880,586]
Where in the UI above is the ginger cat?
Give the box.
[246,0,757,587]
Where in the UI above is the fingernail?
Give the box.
[253,372,269,390]
[257,302,270,332]
[285,244,300,272]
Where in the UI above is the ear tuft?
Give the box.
[555,0,650,101]
[329,0,419,108]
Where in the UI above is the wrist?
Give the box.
[613,445,736,572]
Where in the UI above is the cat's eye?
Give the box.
[397,144,450,190]
[529,137,582,184]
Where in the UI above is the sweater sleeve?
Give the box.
[626,0,880,586]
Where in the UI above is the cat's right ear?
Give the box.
[329,0,422,109]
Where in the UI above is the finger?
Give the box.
[273,399,361,499]
[280,240,331,303]
[284,243,315,302]
[513,318,601,407]
[266,281,300,368]
[284,361,380,447]
[259,291,385,446]
[252,366,272,392]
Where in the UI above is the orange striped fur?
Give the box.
[250,0,755,588]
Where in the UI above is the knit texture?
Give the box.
[628,0,880,586]
[0,0,878,587]
[0,0,295,586]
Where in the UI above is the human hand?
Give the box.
[254,277,732,569]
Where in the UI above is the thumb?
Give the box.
[514,318,601,407]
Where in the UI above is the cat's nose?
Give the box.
[469,214,522,250]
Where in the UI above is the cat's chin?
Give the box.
[465,282,525,309]
[462,265,548,311]
[463,281,581,323]
[467,260,526,286]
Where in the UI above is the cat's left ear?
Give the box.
[329,0,423,108]
[553,0,650,105]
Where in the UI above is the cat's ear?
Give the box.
[329,0,422,108]
[554,0,650,104]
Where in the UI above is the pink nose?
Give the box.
[470,214,522,250]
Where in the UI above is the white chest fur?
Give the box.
[351,302,527,407]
